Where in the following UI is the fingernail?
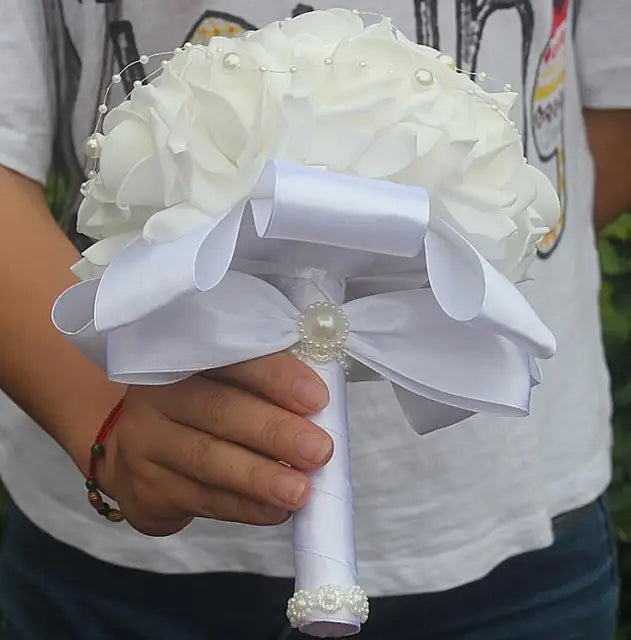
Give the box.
[292,377,329,410]
[270,473,307,506]
[295,432,332,464]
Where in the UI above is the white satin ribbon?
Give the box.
[54,160,555,638]
[54,270,550,431]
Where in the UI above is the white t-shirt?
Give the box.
[1,0,630,597]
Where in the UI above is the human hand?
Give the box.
[95,353,332,536]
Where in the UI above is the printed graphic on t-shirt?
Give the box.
[531,0,568,256]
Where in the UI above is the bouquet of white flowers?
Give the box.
[54,9,559,638]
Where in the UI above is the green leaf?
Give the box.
[599,237,631,276]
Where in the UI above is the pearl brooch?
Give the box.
[315,585,344,613]
[286,590,313,628]
[291,302,350,369]
[415,68,434,88]
[345,586,370,622]
[222,52,242,70]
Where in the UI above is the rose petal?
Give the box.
[116,155,166,207]
[100,120,154,194]
[526,164,561,229]
[355,123,425,178]
[82,231,141,265]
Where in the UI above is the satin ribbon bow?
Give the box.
[54,160,555,432]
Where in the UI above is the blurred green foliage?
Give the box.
[600,213,631,639]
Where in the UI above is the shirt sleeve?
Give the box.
[0,0,55,184]
[575,0,631,109]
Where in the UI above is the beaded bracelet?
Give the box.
[85,398,125,523]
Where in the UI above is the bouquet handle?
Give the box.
[278,276,367,638]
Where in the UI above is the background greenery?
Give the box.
[599,213,631,639]
[0,208,630,634]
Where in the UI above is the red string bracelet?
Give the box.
[85,397,125,523]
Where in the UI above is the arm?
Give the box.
[0,166,123,473]
[575,0,631,230]
[584,109,631,231]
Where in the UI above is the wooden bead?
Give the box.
[88,491,103,506]
[96,503,111,516]
[107,509,125,523]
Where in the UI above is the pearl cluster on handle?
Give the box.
[290,302,350,371]
[286,585,370,629]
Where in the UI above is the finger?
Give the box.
[208,352,329,414]
[147,419,312,511]
[116,491,194,538]
[153,377,334,470]
[158,466,291,526]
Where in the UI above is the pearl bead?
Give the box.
[111,74,121,84]
[414,68,434,87]
[289,65,298,73]
[184,42,193,49]
[84,135,101,158]
[438,53,456,70]
[259,65,268,72]
[324,57,333,65]
[358,60,367,68]
[302,303,348,347]
[139,55,149,64]
[98,104,108,114]
[222,52,242,70]
[478,71,488,81]
[504,83,513,92]
[88,170,97,179]
[492,104,499,111]
[161,60,169,68]
[133,80,142,88]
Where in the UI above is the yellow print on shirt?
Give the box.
[532,0,568,257]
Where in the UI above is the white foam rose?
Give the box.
[77,8,559,282]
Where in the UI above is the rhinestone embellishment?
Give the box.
[291,302,349,370]
[286,585,369,628]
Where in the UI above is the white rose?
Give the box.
[77,8,559,281]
